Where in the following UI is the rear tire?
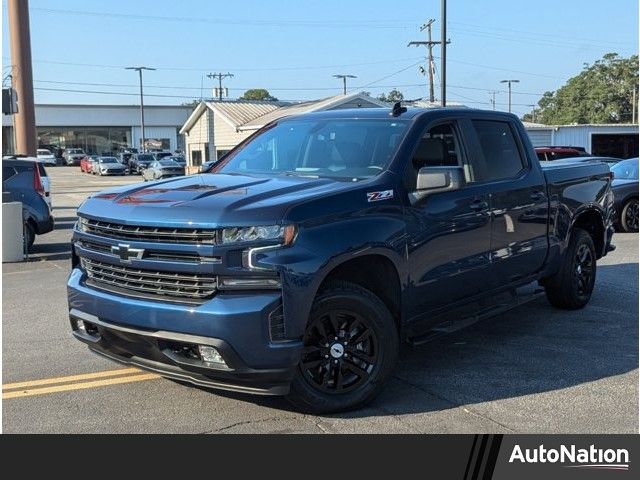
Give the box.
[543,228,596,310]
[620,198,639,233]
[286,281,399,413]
[24,222,35,252]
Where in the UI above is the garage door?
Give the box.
[592,134,639,159]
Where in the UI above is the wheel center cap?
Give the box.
[330,343,345,359]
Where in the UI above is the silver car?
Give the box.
[142,159,186,181]
[93,156,127,176]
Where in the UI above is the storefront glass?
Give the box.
[36,127,132,155]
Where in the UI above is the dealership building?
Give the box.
[2,104,192,156]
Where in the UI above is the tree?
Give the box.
[522,53,639,124]
[181,99,201,107]
[377,89,404,103]
[240,89,278,101]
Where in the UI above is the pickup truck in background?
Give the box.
[68,107,615,413]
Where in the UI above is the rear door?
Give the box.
[466,119,548,285]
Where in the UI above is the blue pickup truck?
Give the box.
[68,107,615,412]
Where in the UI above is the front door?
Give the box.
[404,120,493,322]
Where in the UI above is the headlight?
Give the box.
[221,225,296,245]
[77,217,89,232]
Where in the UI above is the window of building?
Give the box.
[471,120,525,182]
[191,149,202,166]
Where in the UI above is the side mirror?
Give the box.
[411,166,464,204]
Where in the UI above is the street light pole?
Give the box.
[500,79,520,113]
[441,0,447,107]
[126,66,155,152]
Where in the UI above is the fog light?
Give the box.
[198,345,226,365]
[76,319,86,332]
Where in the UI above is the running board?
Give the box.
[408,286,545,347]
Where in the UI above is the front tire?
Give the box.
[620,198,639,233]
[286,281,399,413]
[542,228,596,310]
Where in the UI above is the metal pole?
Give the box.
[138,69,145,152]
[508,82,512,113]
[8,0,36,156]
[633,85,636,124]
[440,0,446,107]
[426,19,435,103]
[342,77,347,95]
[500,79,519,113]
[218,76,223,101]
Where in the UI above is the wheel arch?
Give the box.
[570,207,606,259]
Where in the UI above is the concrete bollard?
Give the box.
[2,202,24,262]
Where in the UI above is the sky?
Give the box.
[2,0,638,117]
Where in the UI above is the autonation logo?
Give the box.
[509,444,630,471]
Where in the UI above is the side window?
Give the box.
[2,166,17,182]
[471,120,526,182]
[406,122,463,189]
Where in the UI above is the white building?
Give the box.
[524,122,639,158]
[179,93,387,170]
[2,104,193,155]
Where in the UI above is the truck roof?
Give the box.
[280,107,518,123]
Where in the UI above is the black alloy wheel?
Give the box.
[574,243,594,297]
[621,199,639,232]
[287,281,399,413]
[300,310,379,394]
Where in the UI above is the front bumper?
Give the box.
[67,268,302,395]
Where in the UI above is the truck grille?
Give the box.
[79,217,217,244]
[80,257,217,303]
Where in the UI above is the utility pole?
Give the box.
[408,19,450,103]
[633,85,636,124]
[500,79,520,113]
[207,73,234,101]
[333,74,357,95]
[490,91,497,110]
[8,0,36,156]
[528,104,537,123]
[125,66,155,152]
[441,0,447,107]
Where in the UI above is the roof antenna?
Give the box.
[390,101,407,117]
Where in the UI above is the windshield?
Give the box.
[611,159,639,180]
[216,119,410,180]
[37,149,51,155]
[100,157,118,163]
[138,155,154,162]
[68,149,84,154]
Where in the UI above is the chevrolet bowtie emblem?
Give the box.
[111,244,144,263]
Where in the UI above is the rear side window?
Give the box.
[37,163,48,177]
[3,166,17,182]
[471,120,526,182]
[412,123,461,169]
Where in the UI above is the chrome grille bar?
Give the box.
[79,217,217,244]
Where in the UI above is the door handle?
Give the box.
[469,199,489,211]
[530,191,545,201]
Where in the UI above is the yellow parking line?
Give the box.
[2,368,143,391]
[3,373,160,399]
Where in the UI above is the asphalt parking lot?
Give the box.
[2,166,638,433]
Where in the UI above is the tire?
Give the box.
[543,228,596,310]
[24,222,35,252]
[620,198,639,233]
[286,281,399,413]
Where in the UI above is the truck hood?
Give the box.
[78,173,354,226]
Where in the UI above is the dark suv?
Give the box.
[2,159,54,250]
[129,153,156,174]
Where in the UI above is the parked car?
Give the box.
[63,148,86,166]
[153,151,173,161]
[142,159,185,181]
[93,157,127,176]
[81,155,97,173]
[2,158,54,250]
[610,157,639,232]
[128,153,156,174]
[69,107,615,413]
[36,149,57,166]
[535,146,587,162]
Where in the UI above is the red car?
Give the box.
[535,146,588,162]
[80,156,95,173]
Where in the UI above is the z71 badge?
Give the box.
[366,190,394,202]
